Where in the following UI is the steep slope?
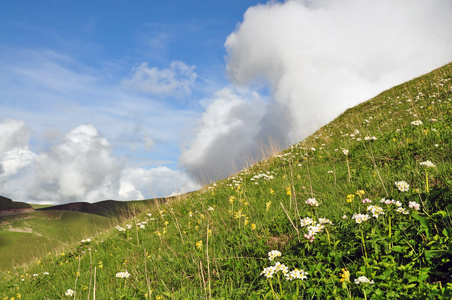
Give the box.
[1,62,451,299]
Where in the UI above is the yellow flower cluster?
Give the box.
[339,268,350,282]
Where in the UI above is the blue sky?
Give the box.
[1,0,451,204]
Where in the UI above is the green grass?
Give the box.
[0,211,114,271]
[1,63,452,299]
[29,204,53,209]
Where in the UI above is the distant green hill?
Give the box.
[0,210,114,270]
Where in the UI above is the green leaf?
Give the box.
[412,214,430,238]
[403,283,417,289]
[418,274,429,281]
[392,245,403,252]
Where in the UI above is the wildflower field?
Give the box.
[1,63,452,299]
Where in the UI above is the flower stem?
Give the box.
[269,279,277,299]
[361,227,368,266]
[388,215,392,250]
[346,158,351,183]
[426,171,429,193]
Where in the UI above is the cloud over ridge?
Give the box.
[181,0,452,182]
[0,122,199,204]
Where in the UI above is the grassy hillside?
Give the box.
[1,62,452,299]
[0,211,114,271]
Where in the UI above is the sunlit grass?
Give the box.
[1,62,452,299]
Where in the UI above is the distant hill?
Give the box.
[36,198,167,218]
[0,196,32,210]
[0,196,34,216]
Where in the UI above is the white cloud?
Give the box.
[225,0,452,140]
[119,166,200,199]
[181,0,452,181]
[27,124,123,203]
[123,61,197,98]
[0,119,36,178]
[143,132,155,150]
[0,121,199,204]
[0,119,31,152]
[180,87,266,182]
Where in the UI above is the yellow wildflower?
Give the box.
[251,223,256,230]
[286,187,292,197]
[355,190,365,197]
[266,201,271,211]
[196,240,203,250]
[346,194,355,203]
[234,210,245,219]
[339,268,350,282]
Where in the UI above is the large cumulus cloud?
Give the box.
[0,121,198,204]
[180,0,452,182]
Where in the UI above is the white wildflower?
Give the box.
[354,276,374,285]
[395,181,409,192]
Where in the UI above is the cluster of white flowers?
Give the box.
[300,217,315,227]
[261,262,289,279]
[366,205,385,218]
[354,276,374,285]
[250,171,276,184]
[408,201,420,210]
[300,217,332,242]
[305,198,319,207]
[80,238,92,244]
[286,268,308,281]
[307,223,324,235]
[318,218,333,225]
[136,222,146,229]
[395,181,410,192]
[420,160,436,168]
[411,120,423,126]
[396,207,409,215]
[116,271,131,278]
[116,226,126,232]
[261,251,308,281]
[65,289,76,296]
[380,198,402,207]
[268,250,282,261]
[352,213,370,224]
[342,149,349,156]
[261,266,277,278]
[364,136,378,141]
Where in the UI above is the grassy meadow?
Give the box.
[1,62,452,299]
[0,211,114,271]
